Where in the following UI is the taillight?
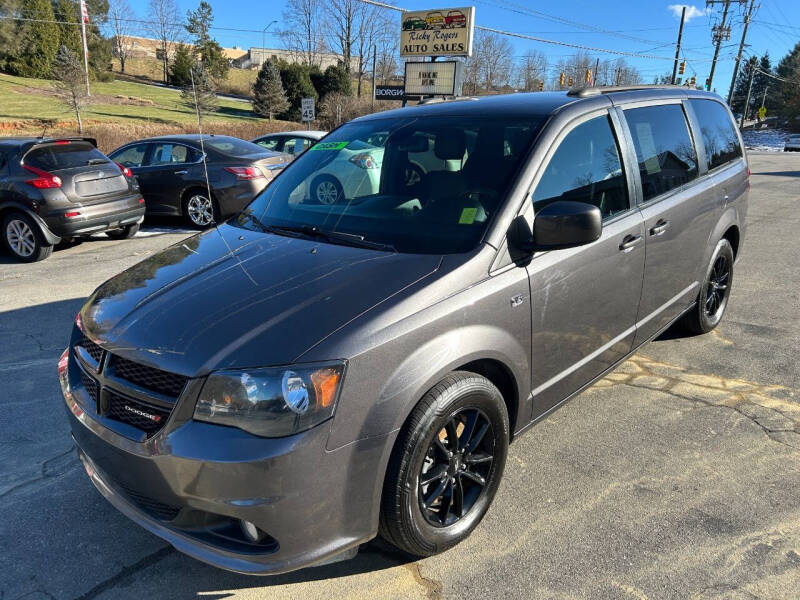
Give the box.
[116,162,132,178]
[23,164,62,189]
[224,166,264,180]
[55,140,71,145]
[64,211,81,218]
[349,153,378,169]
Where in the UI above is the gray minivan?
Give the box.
[61,86,747,574]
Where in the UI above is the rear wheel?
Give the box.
[183,191,217,228]
[380,371,509,557]
[682,238,734,334]
[2,212,53,262]
[311,175,343,205]
[105,223,140,239]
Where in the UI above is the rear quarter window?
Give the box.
[688,99,743,170]
[205,137,266,157]
[25,142,107,171]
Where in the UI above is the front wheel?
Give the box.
[311,175,343,205]
[380,372,509,557]
[682,238,734,334]
[184,192,217,228]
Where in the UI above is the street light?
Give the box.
[262,20,278,65]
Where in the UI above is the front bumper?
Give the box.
[62,355,394,574]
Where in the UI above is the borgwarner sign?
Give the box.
[400,6,475,58]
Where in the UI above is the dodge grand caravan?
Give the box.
[60,86,748,574]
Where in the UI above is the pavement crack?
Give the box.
[71,546,174,600]
[0,445,77,499]
[405,562,443,600]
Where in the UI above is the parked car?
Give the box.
[62,86,747,574]
[783,134,800,151]
[425,11,446,28]
[445,10,467,28]
[108,135,288,227]
[251,130,325,158]
[0,137,144,262]
[402,16,427,31]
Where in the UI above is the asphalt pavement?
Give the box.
[1,153,798,599]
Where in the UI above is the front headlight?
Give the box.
[193,361,345,437]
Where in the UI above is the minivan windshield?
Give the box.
[233,115,544,254]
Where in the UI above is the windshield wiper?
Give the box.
[87,158,109,165]
[265,224,395,252]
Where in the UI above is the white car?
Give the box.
[784,134,800,152]
[251,130,327,157]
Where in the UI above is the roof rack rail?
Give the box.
[566,84,688,98]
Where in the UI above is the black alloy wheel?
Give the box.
[682,237,734,334]
[380,371,508,557]
[418,408,494,527]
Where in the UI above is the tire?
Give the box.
[379,371,509,557]
[183,191,218,228]
[105,223,140,239]
[310,175,343,205]
[2,211,53,263]
[682,238,734,334]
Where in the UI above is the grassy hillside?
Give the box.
[112,58,256,97]
[0,72,302,152]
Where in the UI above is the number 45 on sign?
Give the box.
[301,98,315,123]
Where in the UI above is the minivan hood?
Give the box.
[81,225,441,376]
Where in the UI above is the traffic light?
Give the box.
[567,76,574,87]
[559,71,565,87]
[689,75,696,86]
[538,80,544,91]
[585,68,592,83]
[679,60,685,75]
[705,78,711,91]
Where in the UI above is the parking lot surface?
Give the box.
[1,153,798,599]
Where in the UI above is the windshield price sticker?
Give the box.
[310,141,349,151]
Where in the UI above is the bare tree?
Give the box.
[325,0,359,73]
[147,0,182,83]
[517,49,547,91]
[281,0,325,67]
[52,45,88,133]
[355,3,393,96]
[464,31,514,94]
[109,0,134,74]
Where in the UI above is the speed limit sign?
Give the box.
[301,97,315,122]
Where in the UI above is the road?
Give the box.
[1,153,798,599]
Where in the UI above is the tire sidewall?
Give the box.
[697,238,735,331]
[397,376,509,553]
[311,175,343,205]
[183,191,218,228]
[2,211,48,262]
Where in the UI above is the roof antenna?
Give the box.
[189,66,257,286]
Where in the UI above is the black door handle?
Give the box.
[619,234,643,252]
[650,219,670,236]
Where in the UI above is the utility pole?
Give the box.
[671,6,686,85]
[706,0,734,91]
[740,66,754,129]
[371,44,376,110]
[728,0,757,104]
[593,58,599,86]
[79,0,90,96]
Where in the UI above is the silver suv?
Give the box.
[62,86,747,574]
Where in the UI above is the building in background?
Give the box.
[233,47,358,71]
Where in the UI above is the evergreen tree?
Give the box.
[775,42,800,121]
[185,1,228,80]
[180,62,218,114]
[312,64,352,101]
[0,0,22,72]
[252,59,289,120]
[53,0,82,58]
[752,53,772,111]
[278,62,317,121]
[731,56,758,115]
[13,0,59,78]
[169,43,194,87]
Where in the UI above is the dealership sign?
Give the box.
[400,6,475,58]
[404,61,464,97]
[375,85,405,100]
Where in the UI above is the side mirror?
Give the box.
[530,201,602,251]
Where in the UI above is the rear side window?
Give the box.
[25,142,107,171]
[688,99,742,170]
[623,104,698,201]
[532,114,630,220]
